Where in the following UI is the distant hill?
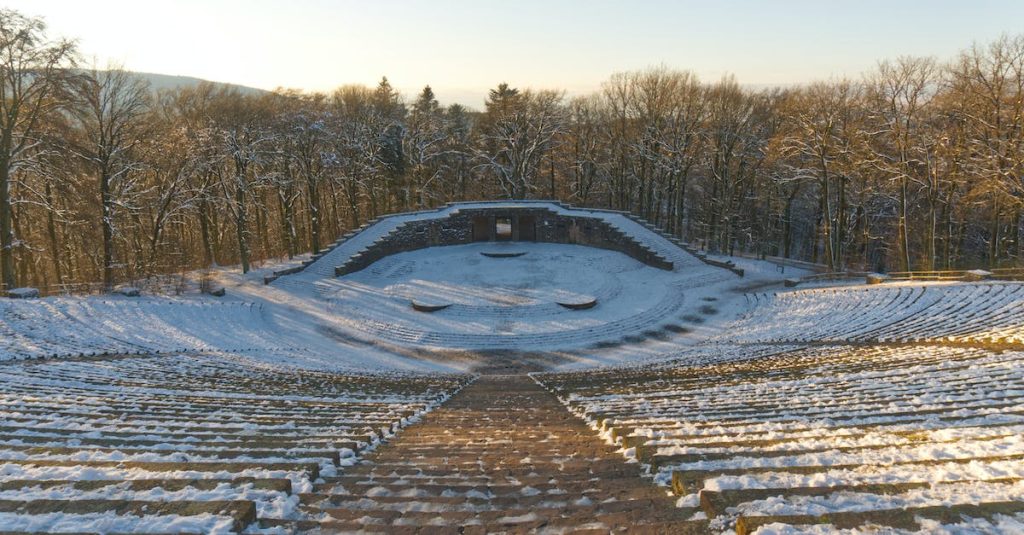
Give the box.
[133,72,267,95]
[79,71,268,96]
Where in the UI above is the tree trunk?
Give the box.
[837,176,847,270]
[44,180,64,287]
[100,170,115,290]
[783,191,795,259]
[198,197,215,267]
[926,195,937,271]
[821,175,835,272]
[234,183,251,274]
[344,179,361,229]
[278,188,297,259]
[12,207,29,289]
[549,157,555,199]
[307,177,322,254]
[898,177,911,271]
[0,155,15,289]
[989,195,1000,268]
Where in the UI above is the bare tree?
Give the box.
[0,10,75,288]
[478,85,567,199]
[778,80,863,270]
[211,91,273,274]
[866,56,939,271]
[68,67,150,289]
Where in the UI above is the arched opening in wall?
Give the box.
[495,218,513,241]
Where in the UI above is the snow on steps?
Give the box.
[261,375,709,533]
[535,344,1024,534]
[728,282,1024,347]
[0,353,470,532]
[0,297,296,361]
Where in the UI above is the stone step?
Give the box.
[0,444,345,465]
[0,424,377,444]
[305,492,680,512]
[1,459,322,479]
[0,417,390,437]
[293,375,678,531]
[344,463,645,480]
[0,433,361,453]
[4,404,416,422]
[670,452,1024,495]
[701,477,1024,518]
[317,473,652,489]
[315,499,692,523]
[263,517,708,535]
[312,479,664,500]
[0,477,292,494]
[735,500,1024,535]
[362,454,628,470]
[0,499,257,533]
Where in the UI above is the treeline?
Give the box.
[1,9,1022,291]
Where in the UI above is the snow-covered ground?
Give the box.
[319,242,735,350]
[2,201,793,371]
[5,201,1020,373]
[725,281,1024,346]
[536,343,1024,533]
[0,352,469,531]
[2,201,1024,532]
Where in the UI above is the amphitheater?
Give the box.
[2,201,1023,534]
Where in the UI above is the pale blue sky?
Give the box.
[8,0,1023,107]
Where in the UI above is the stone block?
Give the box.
[114,286,141,297]
[7,287,39,299]
[410,300,451,312]
[866,273,890,285]
[784,278,801,287]
[964,269,992,282]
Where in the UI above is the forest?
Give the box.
[1,8,1022,292]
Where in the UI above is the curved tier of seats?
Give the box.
[0,298,294,361]
[727,282,1024,347]
[536,344,1024,534]
[0,353,469,531]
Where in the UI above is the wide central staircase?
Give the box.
[267,375,707,533]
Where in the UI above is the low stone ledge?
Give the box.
[556,297,598,310]
[480,251,527,258]
[964,269,993,282]
[411,300,452,312]
[866,273,890,285]
[7,287,39,299]
[114,286,140,297]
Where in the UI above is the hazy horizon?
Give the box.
[7,0,1024,107]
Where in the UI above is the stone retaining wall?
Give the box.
[335,207,673,276]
